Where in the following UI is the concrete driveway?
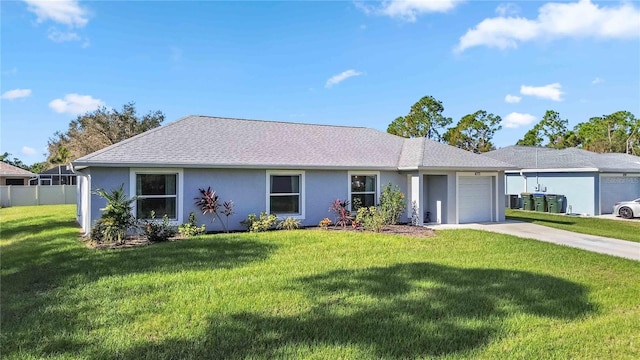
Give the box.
[430,220,640,261]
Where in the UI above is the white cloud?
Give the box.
[49,93,104,115]
[503,112,537,128]
[325,69,363,88]
[21,146,37,156]
[1,88,32,100]
[456,0,640,52]
[495,3,520,17]
[520,83,564,101]
[591,77,604,84]
[47,28,81,42]
[356,0,463,22]
[504,94,522,103]
[23,0,88,27]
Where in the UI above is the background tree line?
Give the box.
[387,95,639,155]
[2,102,164,173]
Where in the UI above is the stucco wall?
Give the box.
[84,167,409,232]
[89,167,130,226]
[523,172,597,215]
[505,173,525,195]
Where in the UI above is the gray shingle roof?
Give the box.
[483,146,640,172]
[0,162,35,176]
[74,115,513,171]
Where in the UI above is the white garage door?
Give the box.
[600,176,640,214]
[459,176,493,223]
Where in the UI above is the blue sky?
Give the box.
[2,0,639,164]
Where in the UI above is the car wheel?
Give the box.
[619,206,634,219]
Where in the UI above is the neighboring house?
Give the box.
[483,146,640,215]
[0,162,35,185]
[35,165,77,186]
[72,116,513,234]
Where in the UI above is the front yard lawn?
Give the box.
[506,209,640,243]
[2,205,639,359]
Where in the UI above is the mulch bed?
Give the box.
[85,224,436,249]
[323,224,436,238]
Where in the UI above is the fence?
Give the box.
[0,185,76,207]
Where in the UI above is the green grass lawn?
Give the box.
[506,209,640,243]
[2,205,639,359]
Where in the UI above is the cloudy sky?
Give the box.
[2,0,639,163]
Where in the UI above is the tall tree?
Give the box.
[443,110,502,153]
[575,111,639,154]
[47,102,164,163]
[516,110,569,148]
[0,152,29,170]
[387,96,452,141]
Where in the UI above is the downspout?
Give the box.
[520,170,527,193]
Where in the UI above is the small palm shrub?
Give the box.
[93,184,137,244]
[379,183,406,225]
[178,212,206,237]
[277,217,301,230]
[142,211,177,242]
[240,212,278,232]
[355,206,385,233]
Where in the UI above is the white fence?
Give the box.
[0,185,76,207]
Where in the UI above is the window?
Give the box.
[267,171,304,217]
[350,174,377,210]
[135,173,177,219]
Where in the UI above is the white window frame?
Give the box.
[266,170,305,219]
[129,168,183,223]
[347,171,380,211]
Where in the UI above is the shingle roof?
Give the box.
[74,115,513,171]
[482,146,640,172]
[0,162,35,176]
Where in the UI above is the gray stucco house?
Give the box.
[483,146,640,215]
[72,116,513,233]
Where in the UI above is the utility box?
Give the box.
[521,193,534,211]
[533,193,547,212]
[546,194,564,213]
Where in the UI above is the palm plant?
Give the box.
[93,184,137,244]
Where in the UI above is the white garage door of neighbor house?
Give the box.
[458,176,493,223]
[600,176,640,214]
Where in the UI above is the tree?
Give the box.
[387,96,452,141]
[516,110,569,148]
[443,110,502,153]
[574,111,639,154]
[47,102,164,163]
[1,152,29,171]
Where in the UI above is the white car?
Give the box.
[614,198,640,219]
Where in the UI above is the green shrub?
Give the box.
[178,212,206,237]
[240,212,278,232]
[379,182,406,225]
[142,211,177,242]
[93,184,138,244]
[89,219,107,243]
[355,206,385,233]
[277,217,301,230]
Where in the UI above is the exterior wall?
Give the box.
[424,175,448,224]
[505,173,525,195]
[1,176,32,186]
[523,172,597,215]
[83,167,409,232]
[496,171,506,221]
[89,167,130,226]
